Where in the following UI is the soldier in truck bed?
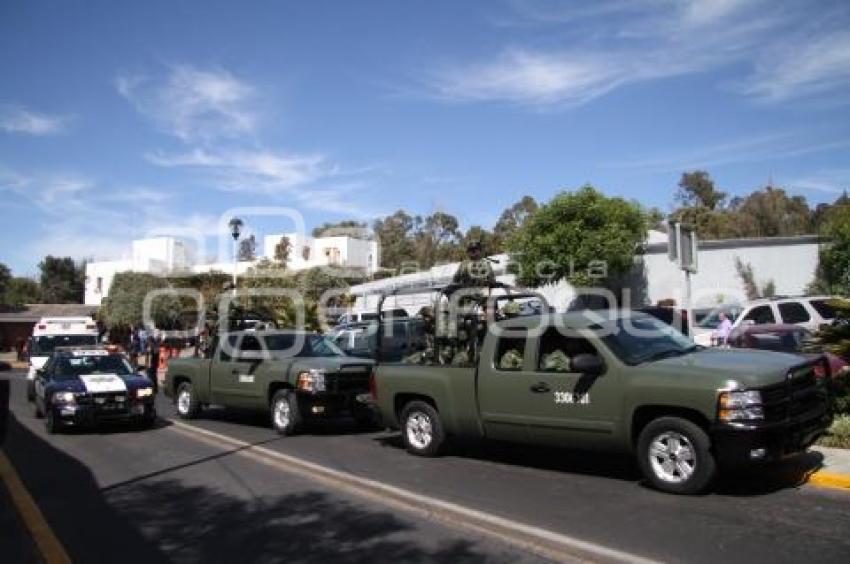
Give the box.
[452,240,496,287]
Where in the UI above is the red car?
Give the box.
[728,323,848,377]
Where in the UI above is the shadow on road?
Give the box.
[1,379,514,562]
[192,404,381,436]
[376,431,826,497]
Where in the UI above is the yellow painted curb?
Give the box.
[0,450,72,564]
[807,470,850,491]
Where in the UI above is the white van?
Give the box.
[26,317,99,400]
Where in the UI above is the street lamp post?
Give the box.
[228,217,243,297]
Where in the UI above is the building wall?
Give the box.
[85,259,133,305]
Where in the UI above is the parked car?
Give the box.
[371,284,833,495]
[693,297,837,347]
[164,330,376,434]
[31,347,156,433]
[727,323,848,377]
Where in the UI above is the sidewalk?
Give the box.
[809,445,850,490]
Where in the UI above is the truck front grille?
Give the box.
[325,365,371,394]
[759,362,827,423]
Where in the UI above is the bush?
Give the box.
[831,369,850,416]
[819,415,850,449]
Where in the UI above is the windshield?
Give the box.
[54,355,134,380]
[263,334,345,357]
[697,307,742,329]
[601,316,697,365]
[31,335,98,355]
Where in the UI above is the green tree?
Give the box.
[460,225,499,258]
[0,263,10,304]
[238,235,257,261]
[734,257,776,300]
[4,277,41,306]
[38,256,85,303]
[101,272,182,329]
[414,211,461,267]
[676,170,727,211]
[508,186,647,287]
[373,210,417,270]
[730,186,812,237]
[493,196,538,246]
[311,220,369,238]
[812,197,850,295]
[273,236,292,267]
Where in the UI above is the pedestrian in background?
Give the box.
[147,333,160,393]
[711,312,733,347]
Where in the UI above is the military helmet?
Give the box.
[466,240,482,252]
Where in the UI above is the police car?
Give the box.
[30,347,157,433]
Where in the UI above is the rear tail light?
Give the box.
[368,369,377,401]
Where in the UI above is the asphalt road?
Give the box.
[2,369,850,563]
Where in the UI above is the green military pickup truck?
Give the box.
[164,330,374,434]
[373,308,833,494]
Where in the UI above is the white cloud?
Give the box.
[0,169,93,208]
[742,29,850,102]
[116,65,258,142]
[421,0,848,107]
[606,133,850,172]
[0,106,68,135]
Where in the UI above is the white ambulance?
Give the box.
[26,317,99,400]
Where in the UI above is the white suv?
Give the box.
[693,296,838,346]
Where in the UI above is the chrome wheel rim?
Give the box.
[177,389,191,415]
[649,431,696,484]
[273,398,291,430]
[405,412,433,450]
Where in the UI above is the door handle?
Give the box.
[530,382,550,393]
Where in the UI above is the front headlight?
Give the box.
[718,390,763,422]
[136,387,154,398]
[53,391,76,404]
[297,369,326,393]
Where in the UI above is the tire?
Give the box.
[175,382,201,420]
[400,400,445,457]
[45,407,60,435]
[270,390,301,436]
[637,416,716,495]
[138,414,156,430]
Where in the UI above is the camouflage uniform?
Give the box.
[499,348,524,370]
[453,258,496,287]
[540,350,571,372]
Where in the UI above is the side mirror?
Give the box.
[571,354,604,375]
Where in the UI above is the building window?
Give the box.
[325,247,341,265]
[96,277,103,293]
[302,246,311,261]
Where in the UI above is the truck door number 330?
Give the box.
[554,391,591,405]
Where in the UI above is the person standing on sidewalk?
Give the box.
[147,333,160,393]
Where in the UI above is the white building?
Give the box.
[262,233,379,272]
[85,234,379,306]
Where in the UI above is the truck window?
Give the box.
[743,305,775,325]
[495,330,526,371]
[537,328,598,373]
[778,302,810,324]
[809,299,836,320]
[238,335,264,360]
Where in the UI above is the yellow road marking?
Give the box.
[808,470,850,491]
[0,450,72,564]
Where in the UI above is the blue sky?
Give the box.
[2,0,849,275]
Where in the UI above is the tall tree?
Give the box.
[811,197,850,295]
[460,226,499,259]
[373,210,417,270]
[729,186,812,237]
[38,256,85,303]
[0,263,10,303]
[4,277,41,306]
[493,196,538,245]
[676,170,727,211]
[414,211,461,267]
[273,236,292,267]
[508,186,647,287]
[101,272,181,329]
[238,235,257,261]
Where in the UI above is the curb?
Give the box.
[808,470,850,491]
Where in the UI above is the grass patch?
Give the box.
[818,415,850,449]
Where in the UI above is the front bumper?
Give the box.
[711,404,832,467]
[296,391,374,418]
[51,400,156,428]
